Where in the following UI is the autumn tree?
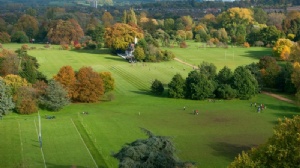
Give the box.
[258,56,281,88]
[39,80,69,111]
[0,53,19,76]
[229,115,300,167]
[0,32,11,43]
[101,11,114,28]
[217,7,253,44]
[3,74,29,95]
[53,66,76,98]
[15,86,38,114]
[123,8,137,25]
[272,38,294,60]
[14,14,39,39]
[290,41,300,62]
[267,12,286,30]
[104,23,143,51]
[99,71,115,93]
[73,67,104,103]
[47,19,84,44]
[282,11,300,40]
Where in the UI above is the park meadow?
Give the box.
[0,43,299,168]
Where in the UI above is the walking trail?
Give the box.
[174,57,296,104]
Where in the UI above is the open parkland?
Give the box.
[1,42,299,167]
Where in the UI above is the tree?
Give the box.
[217,66,233,84]
[282,11,300,40]
[14,14,39,39]
[232,66,258,100]
[99,71,115,93]
[74,67,104,103]
[15,86,38,114]
[101,11,114,28]
[253,8,268,24]
[0,54,19,76]
[215,84,237,99]
[272,38,294,60]
[267,12,286,30]
[133,46,145,61]
[217,7,253,43]
[53,66,76,98]
[291,62,300,91]
[259,26,282,46]
[0,32,11,43]
[229,115,300,167]
[47,19,84,44]
[3,74,29,96]
[39,79,69,111]
[290,41,300,62]
[113,128,195,168]
[185,71,215,100]
[0,79,15,115]
[168,73,185,98]
[104,23,143,51]
[151,79,164,95]
[11,31,29,43]
[198,61,217,80]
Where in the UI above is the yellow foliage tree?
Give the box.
[272,38,294,60]
[4,74,29,95]
[104,23,143,51]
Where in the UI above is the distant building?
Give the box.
[201,0,237,2]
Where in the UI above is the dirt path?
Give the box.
[174,58,198,69]
[261,91,295,104]
[174,58,296,104]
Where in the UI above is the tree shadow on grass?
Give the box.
[104,56,127,63]
[240,49,272,60]
[70,48,112,55]
[130,90,154,96]
[266,104,300,119]
[208,142,254,161]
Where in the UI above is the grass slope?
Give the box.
[1,43,298,167]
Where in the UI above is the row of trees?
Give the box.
[152,62,259,100]
[0,46,115,114]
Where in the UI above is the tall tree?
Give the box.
[0,79,15,115]
[53,66,76,98]
[101,11,114,28]
[74,67,104,103]
[47,19,84,44]
[14,14,39,39]
[104,23,143,51]
[168,73,185,98]
[39,79,69,111]
[232,66,258,100]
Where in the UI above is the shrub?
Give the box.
[74,43,82,50]
[61,44,69,50]
[180,41,187,48]
[244,42,250,48]
[151,79,164,95]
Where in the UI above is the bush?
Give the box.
[243,42,250,48]
[74,43,82,50]
[61,44,69,50]
[179,41,187,48]
[11,31,29,43]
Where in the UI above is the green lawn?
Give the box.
[0,43,298,167]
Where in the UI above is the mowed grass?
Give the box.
[1,43,299,167]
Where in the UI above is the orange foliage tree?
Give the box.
[15,86,38,114]
[47,19,84,44]
[74,67,104,103]
[53,65,76,98]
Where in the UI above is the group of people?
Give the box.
[183,107,199,115]
[251,103,266,113]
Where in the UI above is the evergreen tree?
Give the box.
[113,128,195,168]
[39,80,69,111]
[0,79,15,115]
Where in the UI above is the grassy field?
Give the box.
[1,43,298,168]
